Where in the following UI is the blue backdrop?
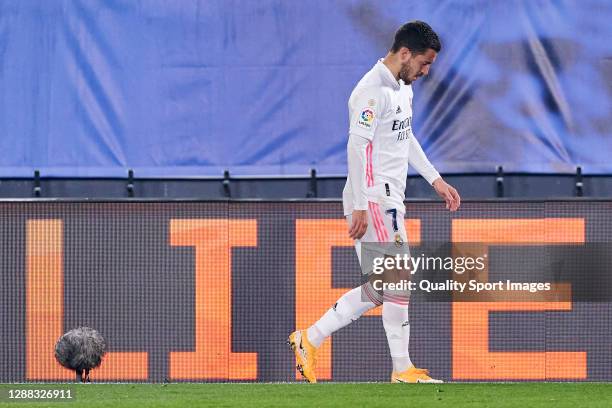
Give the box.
[1,0,611,177]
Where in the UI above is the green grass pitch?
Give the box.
[1,383,611,408]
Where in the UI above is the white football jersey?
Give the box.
[343,59,440,215]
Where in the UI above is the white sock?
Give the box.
[307,283,380,347]
[382,299,412,373]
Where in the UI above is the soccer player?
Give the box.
[288,21,460,383]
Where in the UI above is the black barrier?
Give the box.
[0,199,610,382]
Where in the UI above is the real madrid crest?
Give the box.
[394,233,403,247]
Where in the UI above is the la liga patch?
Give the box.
[357,107,375,129]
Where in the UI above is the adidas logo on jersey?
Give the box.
[396,106,402,114]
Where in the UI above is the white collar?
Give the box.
[376,59,401,90]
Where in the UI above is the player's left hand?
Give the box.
[432,178,461,212]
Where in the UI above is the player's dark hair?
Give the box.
[391,21,441,54]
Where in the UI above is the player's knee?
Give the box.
[362,281,383,303]
[383,289,410,304]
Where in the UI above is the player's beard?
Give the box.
[399,60,420,84]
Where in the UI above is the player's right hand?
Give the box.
[349,209,368,240]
